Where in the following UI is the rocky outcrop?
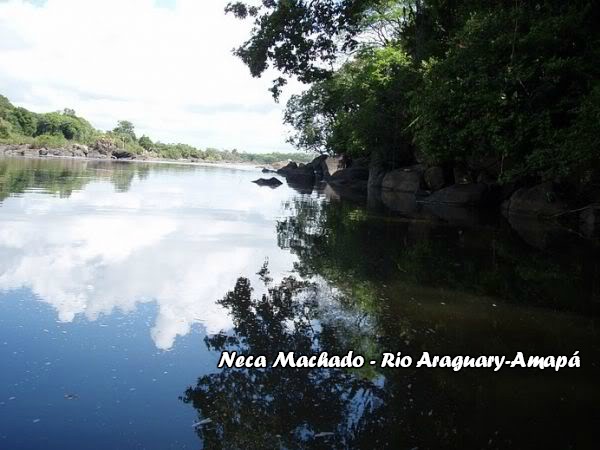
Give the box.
[502,183,568,218]
[327,164,369,191]
[422,183,489,206]
[277,161,315,184]
[93,138,119,155]
[252,177,283,188]
[423,166,446,191]
[320,155,346,179]
[112,150,134,159]
[381,165,423,193]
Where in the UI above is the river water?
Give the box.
[0,157,598,449]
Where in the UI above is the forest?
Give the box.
[227,0,599,186]
[0,94,311,164]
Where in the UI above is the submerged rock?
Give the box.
[252,177,283,188]
[422,183,488,206]
[503,183,568,218]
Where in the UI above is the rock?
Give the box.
[453,163,473,185]
[93,138,119,155]
[112,150,134,159]
[502,183,568,218]
[261,167,275,173]
[21,147,40,157]
[320,155,346,179]
[86,151,108,159]
[381,165,423,193]
[252,177,283,188]
[38,148,48,156]
[277,161,315,184]
[381,191,419,213]
[70,143,88,157]
[422,183,488,206]
[424,166,446,191]
[328,165,369,191]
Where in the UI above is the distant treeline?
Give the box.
[0,94,313,164]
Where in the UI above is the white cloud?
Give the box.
[0,163,300,350]
[0,0,302,152]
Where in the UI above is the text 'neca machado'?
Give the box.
[217,351,581,372]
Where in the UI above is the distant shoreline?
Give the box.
[0,143,291,171]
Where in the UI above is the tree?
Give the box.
[138,135,153,151]
[112,120,137,141]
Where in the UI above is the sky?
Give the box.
[0,0,302,153]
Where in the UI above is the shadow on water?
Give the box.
[183,191,599,449]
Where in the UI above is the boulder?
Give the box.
[93,138,119,155]
[112,150,134,159]
[453,163,473,185]
[252,177,283,188]
[502,183,568,218]
[424,166,446,191]
[381,165,423,193]
[328,165,369,191]
[381,191,419,213]
[422,183,488,206]
[277,161,315,184]
[261,167,275,173]
[320,155,346,179]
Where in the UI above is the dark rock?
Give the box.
[381,165,424,193]
[320,155,346,180]
[381,191,419,213]
[424,166,446,191]
[422,183,488,206]
[38,148,48,156]
[112,150,134,159]
[261,167,275,173]
[507,216,570,250]
[453,163,473,185]
[252,177,283,188]
[502,183,568,219]
[328,165,369,191]
[277,161,315,184]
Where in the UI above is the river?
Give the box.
[0,157,598,449]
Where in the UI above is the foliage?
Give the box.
[224,0,378,98]
[412,1,600,181]
[0,94,313,165]
[285,46,419,163]
[231,0,600,183]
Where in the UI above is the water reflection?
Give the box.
[183,215,600,449]
[182,267,389,449]
[0,157,298,350]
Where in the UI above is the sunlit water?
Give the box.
[0,157,598,449]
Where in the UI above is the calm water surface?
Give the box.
[0,157,598,449]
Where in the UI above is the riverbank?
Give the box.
[0,143,294,171]
[269,154,600,240]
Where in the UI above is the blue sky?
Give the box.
[0,0,301,152]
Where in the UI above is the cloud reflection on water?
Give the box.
[0,161,299,350]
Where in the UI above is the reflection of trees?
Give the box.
[0,157,201,201]
[277,197,600,313]
[181,270,394,450]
